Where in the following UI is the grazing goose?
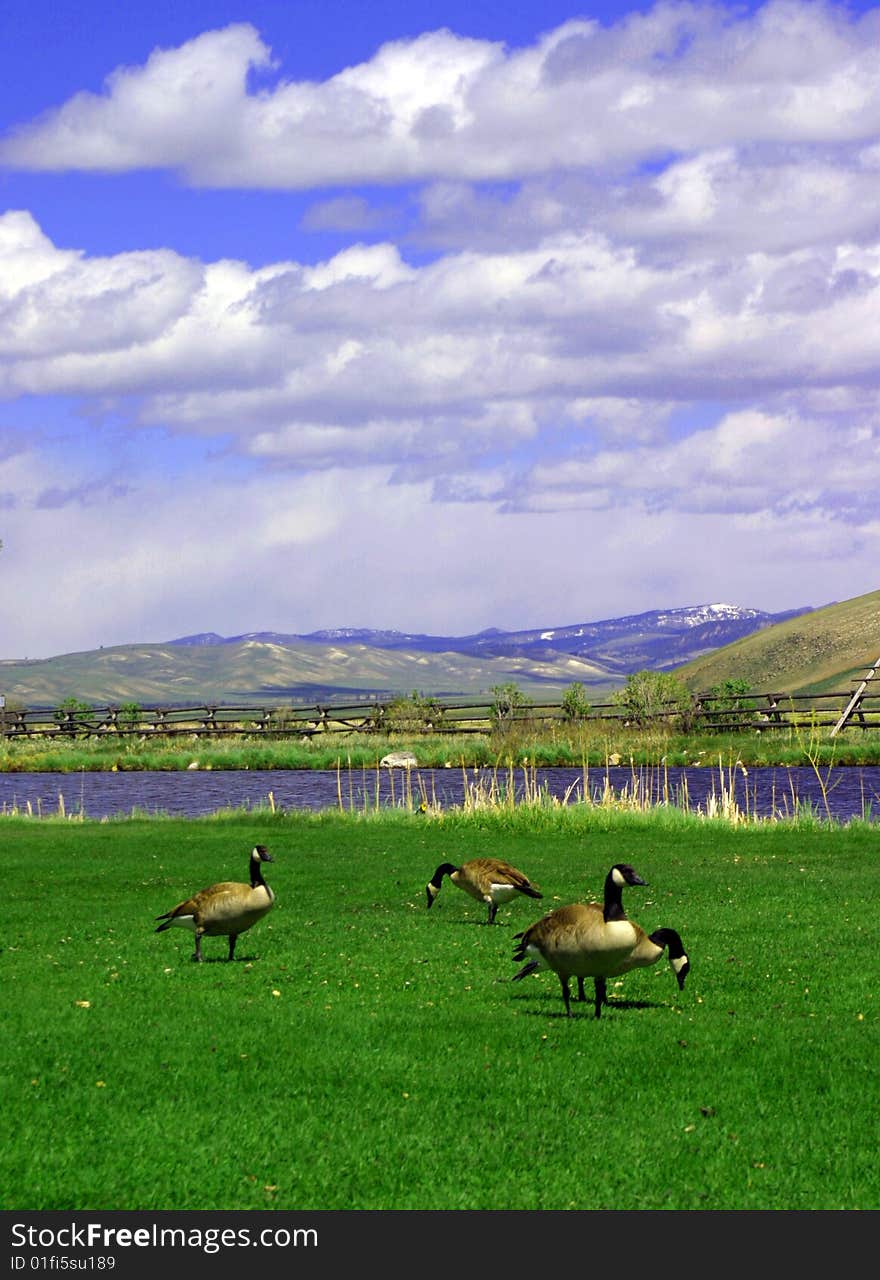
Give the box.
[574,925,690,1012]
[426,857,543,924]
[155,844,275,962]
[512,863,685,1018]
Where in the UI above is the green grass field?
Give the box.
[1,805,877,1211]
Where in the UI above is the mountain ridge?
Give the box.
[674,589,880,695]
[0,600,832,706]
[166,602,813,671]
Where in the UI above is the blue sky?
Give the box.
[1,0,878,658]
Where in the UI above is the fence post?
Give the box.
[830,658,880,737]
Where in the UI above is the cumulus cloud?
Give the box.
[0,206,879,530]
[516,409,880,520]
[0,25,274,177]
[2,5,879,188]
[0,213,203,359]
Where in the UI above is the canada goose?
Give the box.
[426,857,542,924]
[155,844,275,962]
[512,863,688,1018]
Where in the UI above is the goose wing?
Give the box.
[155,891,203,923]
[192,881,266,924]
[473,858,542,895]
[513,902,595,952]
[157,880,247,924]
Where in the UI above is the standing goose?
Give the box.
[512,863,687,1018]
[155,844,275,962]
[426,857,542,924]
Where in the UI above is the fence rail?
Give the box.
[1,686,880,739]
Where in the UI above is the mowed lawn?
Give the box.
[1,807,877,1211]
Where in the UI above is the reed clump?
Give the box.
[320,753,865,829]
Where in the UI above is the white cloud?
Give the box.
[0,216,202,359]
[4,435,870,659]
[520,408,880,519]
[0,25,273,175]
[1,208,878,521]
[2,6,879,187]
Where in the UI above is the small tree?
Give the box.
[117,701,142,729]
[54,696,92,721]
[611,670,697,730]
[707,679,756,731]
[560,681,591,722]
[490,682,530,732]
[53,696,94,738]
[385,690,442,734]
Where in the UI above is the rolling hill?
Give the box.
[2,595,870,708]
[674,589,880,695]
[0,638,618,707]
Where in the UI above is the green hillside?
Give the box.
[0,638,621,707]
[675,589,880,695]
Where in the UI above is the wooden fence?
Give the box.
[1,686,879,739]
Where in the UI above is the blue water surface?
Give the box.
[0,763,877,823]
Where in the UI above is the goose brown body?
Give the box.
[426,857,542,924]
[577,923,690,1009]
[155,844,275,962]
[512,863,689,1017]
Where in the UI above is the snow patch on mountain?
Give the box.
[166,602,814,675]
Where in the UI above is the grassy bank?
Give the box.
[2,805,877,1211]
[3,722,880,772]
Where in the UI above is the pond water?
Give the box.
[0,763,878,823]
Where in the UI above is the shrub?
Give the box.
[117,701,142,728]
[489,683,530,733]
[53,697,94,737]
[706,679,757,731]
[560,681,591,722]
[384,690,443,734]
[611,670,697,731]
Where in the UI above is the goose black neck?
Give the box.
[250,861,267,889]
[648,927,685,959]
[602,869,628,922]
[430,863,459,889]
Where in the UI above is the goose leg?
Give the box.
[487,901,498,925]
[594,976,606,1019]
[228,934,238,961]
[560,976,573,1018]
[577,977,587,1003]
[192,929,204,963]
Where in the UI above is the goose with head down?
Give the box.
[512,863,689,1018]
[426,857,542,924]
